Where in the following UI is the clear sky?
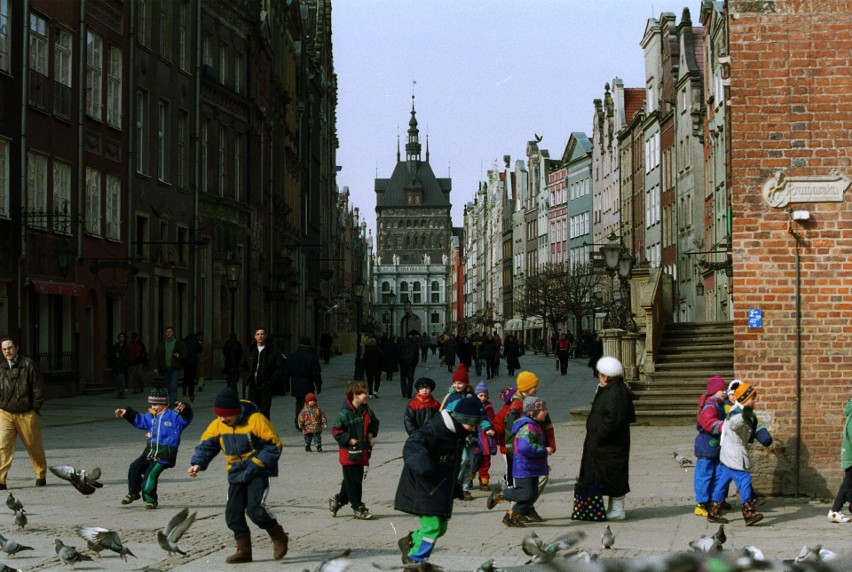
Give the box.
[332,0,693,233]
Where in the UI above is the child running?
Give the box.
[115,386,193,509]
[297,392,328,452]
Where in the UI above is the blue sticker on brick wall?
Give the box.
[747,308,763,329]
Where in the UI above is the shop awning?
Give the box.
[30,280,85,297]
[525,316,544,327]
[504,319,523,331]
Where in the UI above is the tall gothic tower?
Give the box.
[375,96,452,264]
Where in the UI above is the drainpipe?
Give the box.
[77,2,86,268]
[126,0,135,327]
[788,215,803,498]
[192,0,201,333]
[18,0,30,339]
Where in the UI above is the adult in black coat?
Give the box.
[579,356,636,518]
[481,335,498,379]
[456,336,472,369]
[441,335,457,372]
[362,338,384,397]
[397,332,420,399]
[503,334,521,377]
[283,336,323,430]
[588,333,604,377]
[394,401,483,564]
[381,335,398,383]
[222,333,243,392]
[240,327,286,419]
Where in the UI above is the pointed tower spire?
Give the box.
[405,94,421,161]
[396,131,400,162]
[426,131,430,162]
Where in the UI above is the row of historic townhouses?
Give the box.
[563,132,594,336]
[618,91,647,276]
[500,157,517,340]
[657,13,678,304]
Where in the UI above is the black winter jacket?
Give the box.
[394,410,469,518]
[283,345,322,398]
[0,355,44,413]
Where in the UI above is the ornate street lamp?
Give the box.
[56,243,74,277]
[225,255,242,337]
[599,234,636,332]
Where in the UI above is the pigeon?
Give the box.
[739,546,765,562]
[525,530,587,565]
[601,524,615,549]
[0,563,20,572]
[545,529,585,552]
[688,535,722,553]
[712,524,726,545]
[49,465,103,495]
[794,544,825,564]
[12,511,25,530]
[521,531,545,558]
[156,508,196,556]
[571,550,595,563]
[673,452,694,467]
[0,535,33,557]
[818,547,838,562]
[4,494,22,514]
[55,538,93,567]
[79,527,136,561]
[474,560,496,572]
[314,548,352,572]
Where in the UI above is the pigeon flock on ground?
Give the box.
[0,460,848,571]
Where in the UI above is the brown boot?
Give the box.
[267,523,289,560]
[707,502,729,524]
[225,535,252,564]
[742,499,764,526]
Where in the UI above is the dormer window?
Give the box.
[405,188,422,205]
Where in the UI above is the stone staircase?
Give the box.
[629,321,734,425]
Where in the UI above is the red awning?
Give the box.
[30,280,85,297]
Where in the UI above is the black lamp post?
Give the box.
[387,289,397,338]
[225,255,242,337]
[599,233,636,331]
[353,278,365,380]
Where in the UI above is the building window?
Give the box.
[202,119,209,192]
[235,51,243,94]
[0,0,9,72]
[159,1,171,60]
[219,43,228,85]
[177,110,188,189]
[52,161,71,234]
[107,46,122,128]
[85,166,101,236]
[178,1,188,71]
[105,173,120,240]
[135,214,149,259]
[26,151,48,229]
[28,12,48,110]
[218,127,225,197]
[202,33,212,67]
[0,138,9,218]
[158,99,169,182]
[136,90,148,174]
[234,133,242,201]
[138,0,149,47]
[86,30,103,120]
[54,28,72,119]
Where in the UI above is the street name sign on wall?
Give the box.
[747,308,763,329]
[761,169,851,208]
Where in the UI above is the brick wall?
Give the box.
[729,0,852,496]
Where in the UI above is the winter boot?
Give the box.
[479,477,490,491]
[693,502,709,517]
[225,535,252,564]
[267,522,289,560]
[398,532,414,564]
[607,496,626,520]
[502,510,526,527]
[486,487,504,510]
[707,501,729,524]
[742,499,764,526]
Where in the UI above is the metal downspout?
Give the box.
[126,0,135,325]
[77,2,86,268]
[18,0,30,338]
[192,0,201,333]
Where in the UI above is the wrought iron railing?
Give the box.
[34,352,77,374]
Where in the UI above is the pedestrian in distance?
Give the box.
[0,336,48,488]
[319,332,333,364]
[481,334,497,380]
[297,392,328,452]
[557,333,571,375]
[115,386,193,509]
[403,377,440,435]
[708,382,766,526]
[588,333,604,378]
[578,356,635,520]
[127,332,149,394]
[282,336,322,431]
[110,332,131,399]
[827,396,852,523]
[151,326,188,406]
[503,334,522,378]
[394,396,484,565]
[222,332,243,393]
[362,338,384,398]
[398,331,420,399]
[419,333,429,363]
[329,381,380,520]
[692,375,728,517]
[241,327,286,420]
[188,387,288,563]
[487,396,550,526]
[381,334,398,386]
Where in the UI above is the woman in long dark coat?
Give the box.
[442,335,457,373]
[362,338,385,397]
[382,334,399,383]
[578,355,636,520]
[587,333,604,378]
[456,336,472,369]
[481,334,497,379]
[503,334,521,377]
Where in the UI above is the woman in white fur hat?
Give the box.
[578,356,636,520]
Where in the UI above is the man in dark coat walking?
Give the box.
[397,331,420,399]
[240,327,286,419]
[394,398,483,564]
[283,336,323,431]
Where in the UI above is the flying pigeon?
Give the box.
[673,452,694,467]
[49,465,103,495]
[521,531,545,558]
[688,535,722,553]
[54,538,93,567]
[601,525,615,550]
[525,530,587,565]
[79,527,136,561]
[0,535,33,557]
[712,524,726,545]
[157,508,196,556]
[739,546,765,562]
[794,544,822,563]
[314,548,353,572]
[4,494,22,514]
[12,511,25,530]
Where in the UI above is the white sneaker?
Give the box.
[827,510,852,523]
